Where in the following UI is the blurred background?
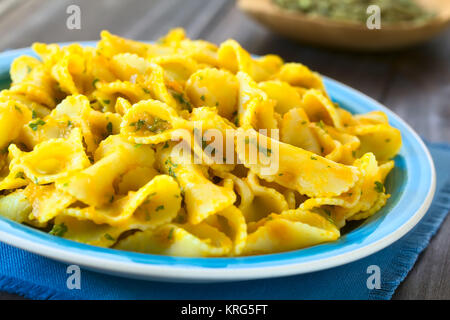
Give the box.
[0,0,448,299]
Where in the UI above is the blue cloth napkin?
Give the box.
[1,142,449,300]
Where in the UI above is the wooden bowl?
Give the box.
[237,0,450,51]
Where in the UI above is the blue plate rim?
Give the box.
[0,43,436,282]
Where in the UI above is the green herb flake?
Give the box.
[49,223,68,237]
[162,141,169,149]
[104,233,115,241]
[103,99,110,105]
[92,78,99,88]
[171,92,192,112]
[15,172,25,180]
[374,181,384,193]
[311,156,317,160]
[167,228,175,240]
[32,110,37,119]
[14,105,22,113]
[142,88,150,94]
[106,121,113,135]
[318,120,325,130]
[200,95,205,101]
[28,119,46,131]
[155,205,165,212]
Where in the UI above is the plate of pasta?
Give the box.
[0,29,435,282]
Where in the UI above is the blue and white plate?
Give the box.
[0,43,435,282]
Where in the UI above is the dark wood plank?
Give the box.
[393,213,450,299]
[0,292,26,300]
[0,0,449,300]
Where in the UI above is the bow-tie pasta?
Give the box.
[0,29,401,256]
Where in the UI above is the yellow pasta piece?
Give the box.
[280,107,321,154]
[272,63,326,93]
[121,99,184,145]
[0,190,32,223]
[0,90,51,119]
[302,89,342,129]
[0,100,32,149]
[156,143,236,224]
[240,172,289,223]
[258,80,303,115]
[115,223,232,257]
[62,174,181,226]
[51,215,128,247]
[236,128,360,198]
[110,53,151,81]
[351,124,402,161]
[150,54,199,87]
[218,39,282,82]
[185,68,239,119]
[9,128,90,184]
[10,56,42,84]
[98,30,150,58]
[57,135,154,207]
[9,64,56,108]
[243,209,339,255]
[24,183,75,223]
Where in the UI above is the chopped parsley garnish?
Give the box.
[134,143,142,148]
[103,99,110,105]
[29,119,46,131]
[167,228,175,240]
[15,172,25,180]
[374,181,384,193]
[109,195,114,203]
[310,156,317,160]
[142,88,150,94]
[92,78,99,88]
[32,110,37,119]
[162,141,169,149]
[130,119,146,131]
[106,121,113,135]
[171,92,192,111]
[318,120,325,130]
[155,205,164,212]
[67,120,73,128]
[49,223,68,237]
[165,158,178,178]
[104,233,115,241]
[200,95,205,101]
[130,117,168,133]
[259,146,272,157]
[14,105,22,113]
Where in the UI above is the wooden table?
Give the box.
[0,0,448,300]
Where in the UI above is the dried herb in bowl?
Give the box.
[273,0,435,24]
